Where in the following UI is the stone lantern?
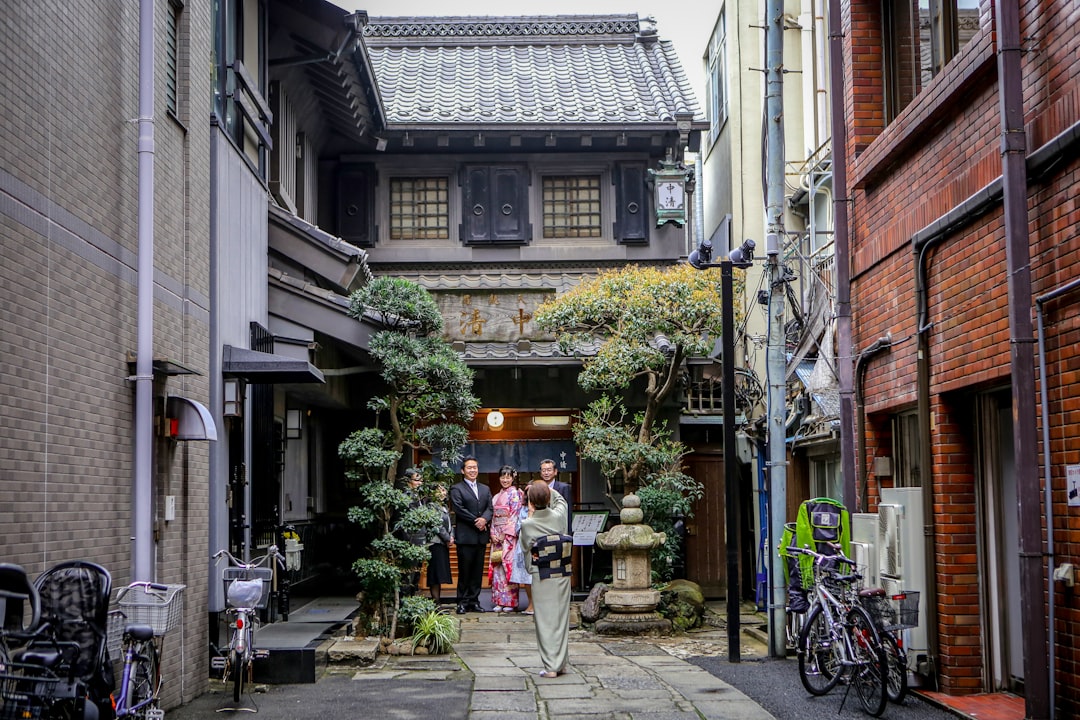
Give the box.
[594,493,672,635]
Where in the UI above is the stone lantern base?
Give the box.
[595,611,672,636]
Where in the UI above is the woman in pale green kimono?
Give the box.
[519,481,572,678]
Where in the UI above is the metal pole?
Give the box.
[765,0,789,659]
[722,261,741,662]
[133,0,156,582]
[830,0,857,514]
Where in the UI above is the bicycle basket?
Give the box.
[115,583,186,636]
[222,567,273,610]
[894,590,920,629]
[860,594,898,630]
[862,590,920,631]
[0,664,59,720]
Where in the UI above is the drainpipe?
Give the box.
[827,0,856,515]
[1036,279,1080,720]
[994,0,1048,715]
[854,335,892,512]
[207,120,225,614]
[133,0,156,582]
[912,214,948,690]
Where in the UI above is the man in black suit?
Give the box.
[539,458,573,534]
[449,456,494,614]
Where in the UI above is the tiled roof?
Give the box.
[363,15,702,126]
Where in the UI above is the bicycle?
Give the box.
[211,547,280,703]
[107,582,185,720]
[789,545,888,717]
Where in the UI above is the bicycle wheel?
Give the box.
[231,649,245,703]
[131,639,161,719]
[846,605,888,717]
[798,605,842,695]
[881,632,909,703]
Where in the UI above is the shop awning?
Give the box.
[222,345,325,384]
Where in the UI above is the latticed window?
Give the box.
[542,175,601,238]
[390,177,449,239]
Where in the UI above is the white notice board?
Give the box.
[572,511,609,546]
[1068,464,1080,507]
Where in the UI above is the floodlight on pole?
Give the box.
[686,235,755,663]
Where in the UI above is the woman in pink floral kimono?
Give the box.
[489,465,524,611]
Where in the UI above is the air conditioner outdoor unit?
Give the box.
[851,541,873,585]
[879,487,928,674]
[878,503,903,579]
[851,513,878,587]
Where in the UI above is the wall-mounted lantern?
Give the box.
[223,378,245,417]
[286,408,303,439]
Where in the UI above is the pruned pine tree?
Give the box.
[341,278,479,639]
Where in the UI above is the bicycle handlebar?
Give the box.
[213,545,283,570]
[788,544,857,566]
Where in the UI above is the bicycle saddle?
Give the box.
[124,624,156,642]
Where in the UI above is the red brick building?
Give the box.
[840,0,1079,715]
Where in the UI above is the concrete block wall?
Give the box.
[0,0,213,707]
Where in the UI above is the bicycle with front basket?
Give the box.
[211,547,281,703]
[789,545,888,717]
[107,582,185,720]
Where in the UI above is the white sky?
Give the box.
[329,0,712,106]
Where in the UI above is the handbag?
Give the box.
[490,548,504,565]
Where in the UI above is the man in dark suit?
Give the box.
[449,456,494,614]
[539,458,573,534]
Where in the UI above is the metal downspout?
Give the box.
[854,335,892,512]
[207,119,225,614]
[828,0,856,515]
[133,0,156,582]
[995,0,1048,714]
[913,240,942,688]
[1036,279,1080,720]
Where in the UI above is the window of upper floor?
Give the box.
[542,174,602,239]
[882,0,981,122]
[165,0,183,120]
[335,158,653,249]
[390,176,451,240]
[214,0,272,178]
[891,410,922,487]
[705,8,728,150]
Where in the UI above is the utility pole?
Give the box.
[764,0,789,659]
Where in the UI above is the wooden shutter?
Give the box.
[336,164,376,247]
[460,165,530,245]
[614,162,649,244]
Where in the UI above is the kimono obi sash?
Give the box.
[493,506,512,528]
[531,534,574,579]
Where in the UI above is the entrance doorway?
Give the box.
[976,390,1023,692]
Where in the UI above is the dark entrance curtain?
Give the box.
[438,440,578,473]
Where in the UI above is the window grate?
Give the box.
[543,175,601,238]
[390,177,449,239]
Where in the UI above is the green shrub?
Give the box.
[398,596,438,632]
[411,610,459,655]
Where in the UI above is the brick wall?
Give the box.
[844,0,1080,710]
[0,0,212,706]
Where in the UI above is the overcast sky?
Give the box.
[329,0,712,105]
